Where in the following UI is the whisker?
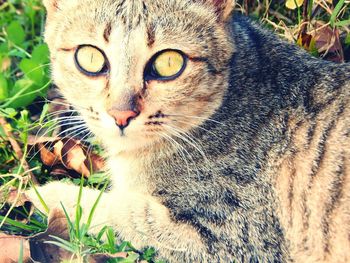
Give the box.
[28,123,88,163]
[171,118,221,140]
[157,132,192,178]
[163,124,208,162]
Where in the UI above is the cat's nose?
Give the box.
[108,109,139,130]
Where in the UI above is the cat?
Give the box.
[26,0,350,262]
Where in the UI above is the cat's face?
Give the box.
[44,0,234,154]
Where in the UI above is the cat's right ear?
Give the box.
[202,0,236,22]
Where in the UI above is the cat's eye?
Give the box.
[75,45,108,75]
[145,50,187,81]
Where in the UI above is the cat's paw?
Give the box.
[25,181,79,217]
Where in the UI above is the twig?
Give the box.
[0,117,39,185]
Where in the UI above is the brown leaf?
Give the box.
[5,188,30,207]
[59,139,91,177]
[50,165,72,178]
[313,23,344,63]
[0,234,31,263]
[39,142,60,167]
[29,136,105,178]
[30,208,72,263]
[85,152,105,173]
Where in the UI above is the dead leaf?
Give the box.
[1,208,140,262]
[30,208,72,263]
[39,142,60,167]
[313,23,344,63]
[0,234,31,263]
[5,188,30,208]
[29,137,105,178]
[57,139,91,177]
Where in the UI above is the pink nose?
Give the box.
[108,109,139,129]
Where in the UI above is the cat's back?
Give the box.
[227,15,350,262]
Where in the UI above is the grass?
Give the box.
[0,0,349,262]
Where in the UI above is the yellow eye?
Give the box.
[153,50,185,78]
[75,45,107,74]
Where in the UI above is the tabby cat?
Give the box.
[27,0,350,262]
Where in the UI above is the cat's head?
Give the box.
[43,0,235,154]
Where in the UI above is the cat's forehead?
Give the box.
[58,0,216,36]
[52,0,218,52]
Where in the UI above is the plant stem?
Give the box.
[0,117,38,185]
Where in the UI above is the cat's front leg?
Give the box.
[25,181,109,232]
[26,183,211,261]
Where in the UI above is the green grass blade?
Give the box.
[75,176,84,239]
[18,240,23,263]
[60,202,75,238]
[86,181,108,229]
[0,215,42,231]
[330,0,346,26]
[335,19,350,27]
[31,183,49,214]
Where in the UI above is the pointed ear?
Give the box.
[206,0,235,22]
[42,0,60,16]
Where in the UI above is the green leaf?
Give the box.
[6,21,25,46]
[141,247,156,261]
[31,44,50,64]
[334,19,350,27]
[0,73,8,101]
[6,78,37,108]
[330,0,346,27]
[8,49,27,58]
[19,59,45,85]
[18,240,24,263]
[2,108,17,118]
[0,125,6,138]
[0,43,8,53]
[106,227,116,250]
[0,215,43,231]
[39,103,49,123]
[118,253,139,263]
[346,33,350,46]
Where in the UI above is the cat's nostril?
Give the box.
[108,109,139,130]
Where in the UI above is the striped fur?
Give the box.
[26,0,350,262]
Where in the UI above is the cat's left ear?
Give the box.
[204,0,236,22]
[43,0,77,17]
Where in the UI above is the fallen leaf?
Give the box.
[39,142,60,167]
[57,139,91,177]
[5,188,30,208]
[0,234,31,263]
[29,137,105,178]
[313,23,344,62]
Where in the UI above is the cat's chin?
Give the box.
[100,133,161,156]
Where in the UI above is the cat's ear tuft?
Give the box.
[204,0,235,22]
